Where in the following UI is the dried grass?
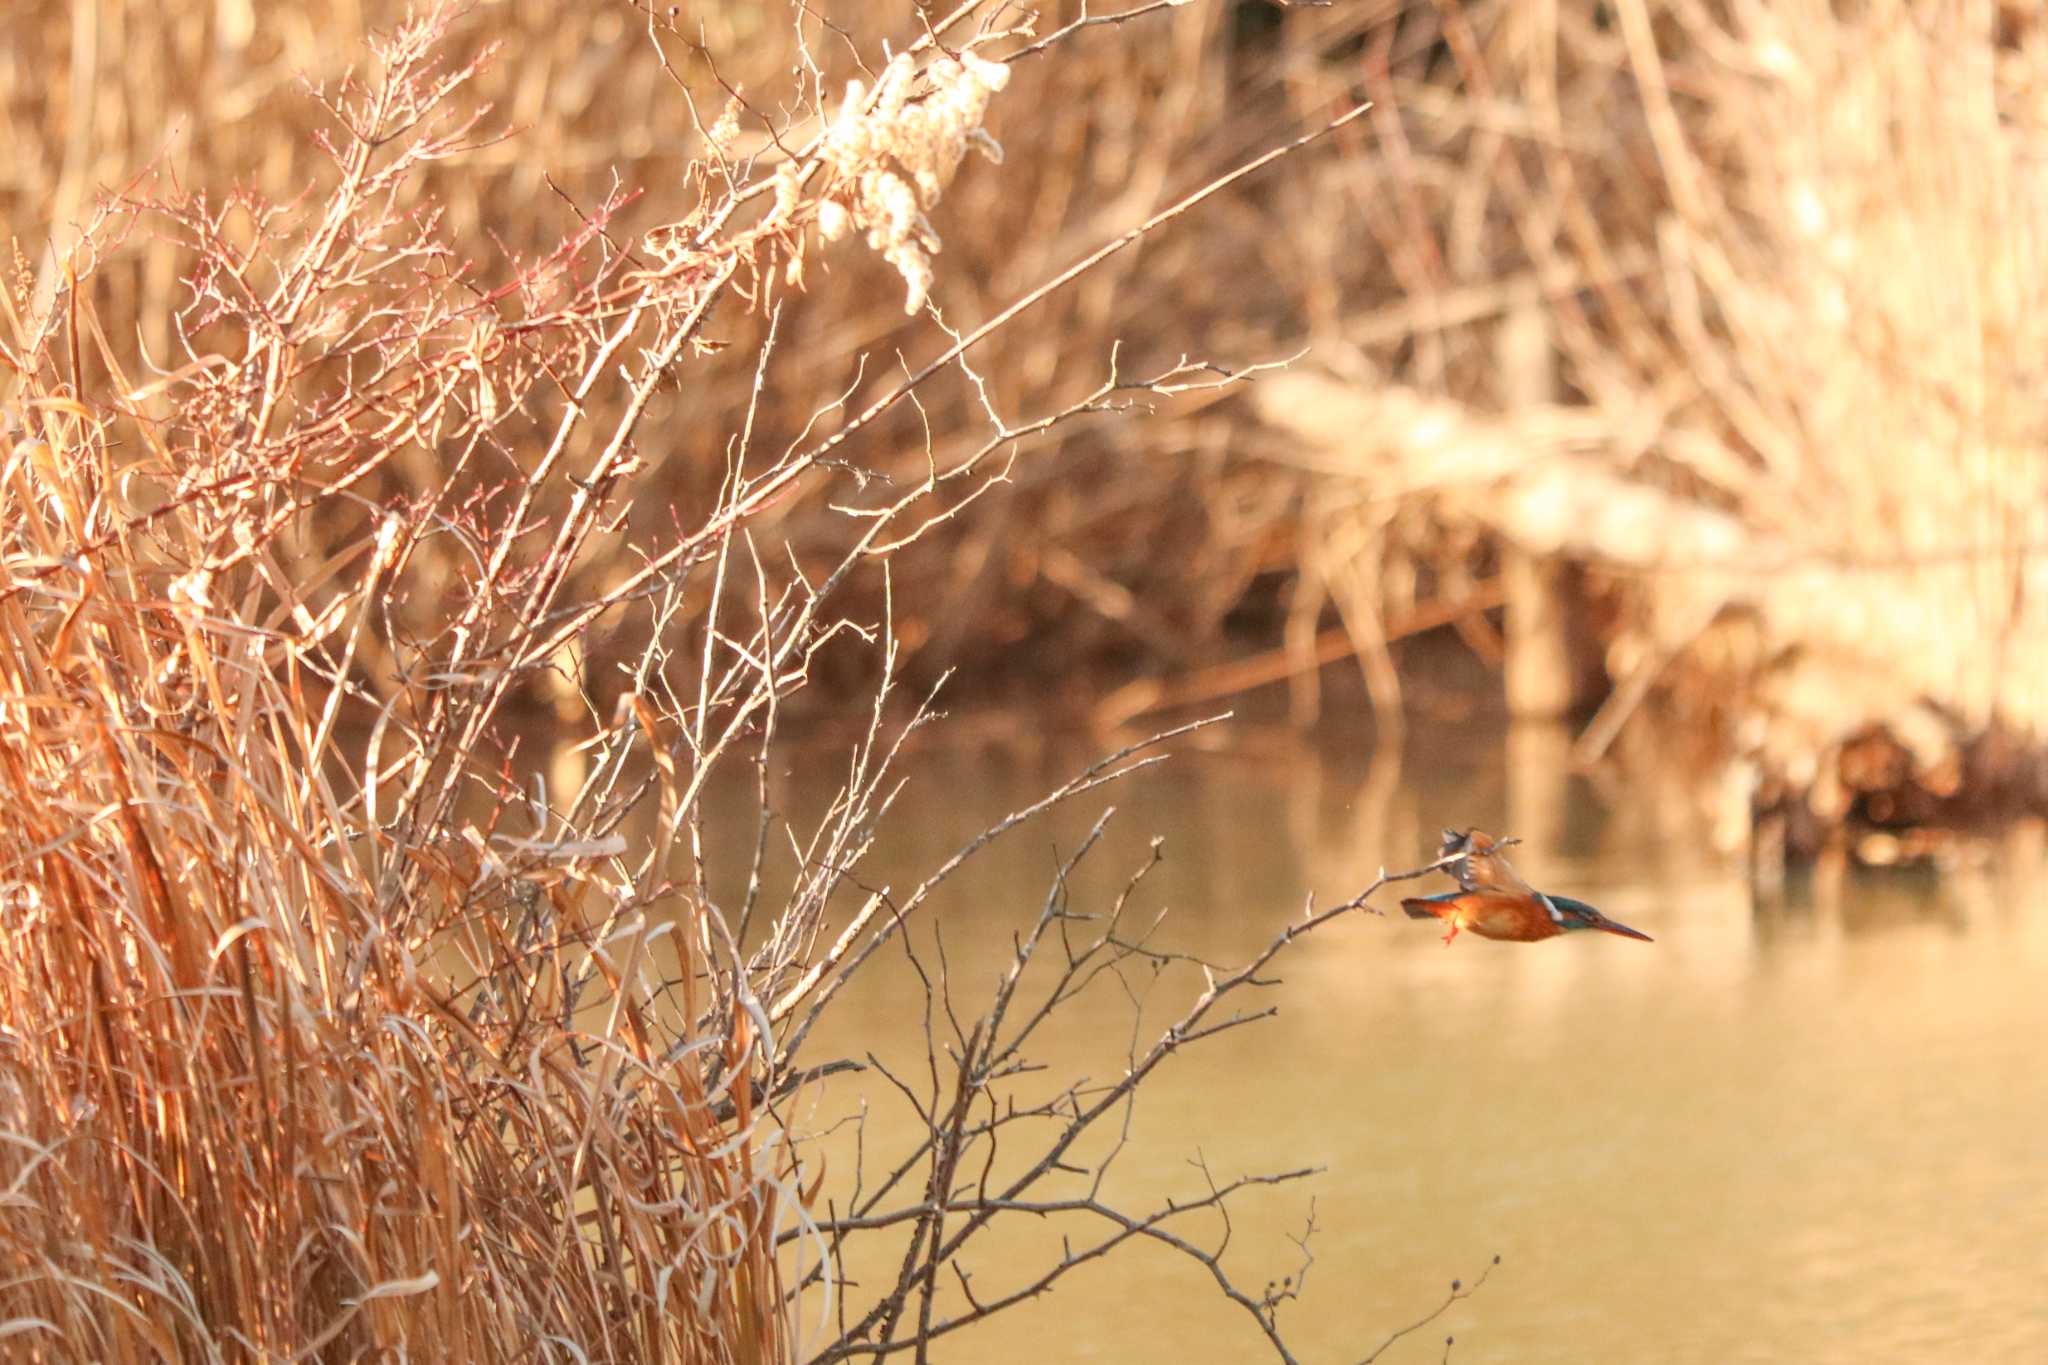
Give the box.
[1241,1,2048,819]
[0,4,1433,1358]
[3,2,2042,1340]
[0,1,1441,712]
[10,4,2045,786]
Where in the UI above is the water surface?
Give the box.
[776,723,2048,1362]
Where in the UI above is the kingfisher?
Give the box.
[1401,828,1654,947]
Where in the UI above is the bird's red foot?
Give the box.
[1441,924,1460,947]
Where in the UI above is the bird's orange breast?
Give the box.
[1449,891,1568,942]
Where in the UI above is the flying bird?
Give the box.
[1401,829,1654,947]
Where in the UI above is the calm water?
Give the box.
[769,722,2048,1362]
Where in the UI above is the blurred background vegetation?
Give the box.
[7,0,2044,845]
[7,3,2048,1359]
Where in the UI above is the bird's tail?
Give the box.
[1402,896,1450,921]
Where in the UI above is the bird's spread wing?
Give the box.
[1441,828,1536,896]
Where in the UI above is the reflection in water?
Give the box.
[575,717,2048,1361]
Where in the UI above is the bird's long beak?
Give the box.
[1591,915,1654,943]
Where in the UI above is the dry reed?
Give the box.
[1240,1,2048,835]
[10,4,2045,804]
[0,3,1480,1358]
